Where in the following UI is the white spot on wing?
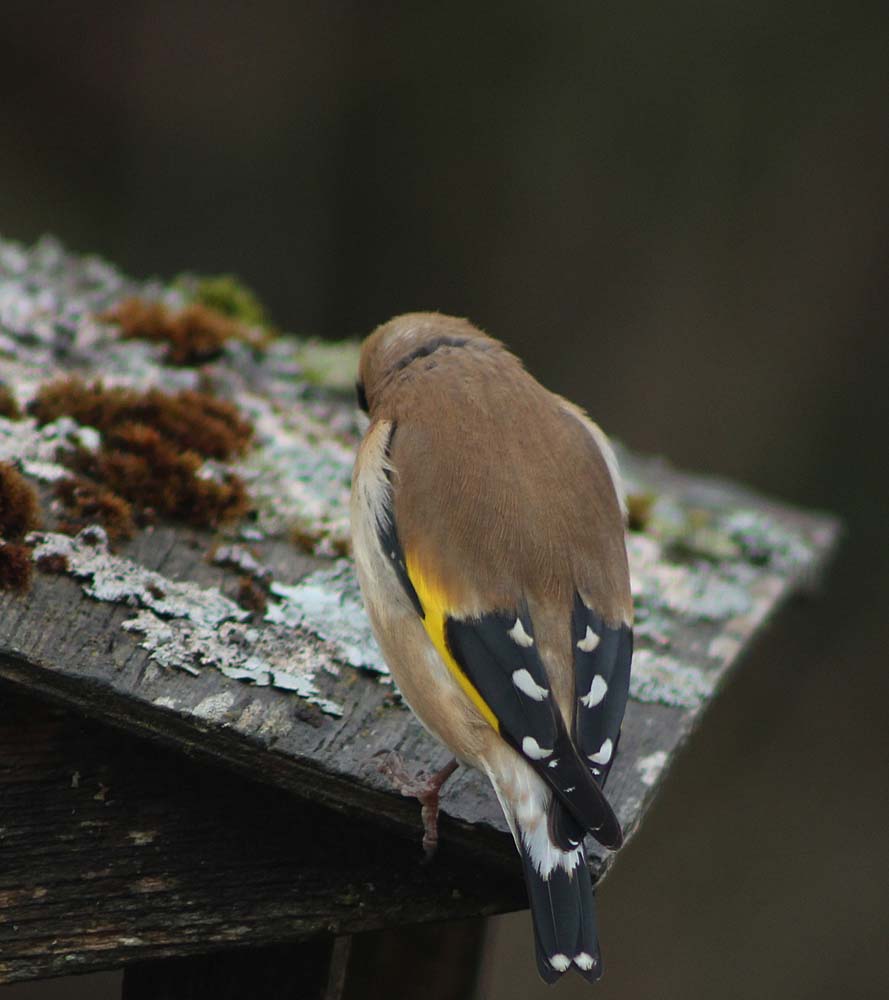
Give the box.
[508,618,534,647]
[512,668,548,701]
[522,736,553,760]
[549,954,571,973]
[575,952,596,971]
[577,625,600,652]
[581,674,608,708]
[588,738,613,765]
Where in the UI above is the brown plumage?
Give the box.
[360,314,629,617]
[351,312,633,983]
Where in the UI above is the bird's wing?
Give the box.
[442,601,623,849]
[375,421,624,848]
[570,593,633,789]
[557,401,634,790]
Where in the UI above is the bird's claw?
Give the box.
[374,751,459,860]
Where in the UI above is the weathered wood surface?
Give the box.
[0,684,520,984]
[0,237,841,979]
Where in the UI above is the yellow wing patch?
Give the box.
[405,554,500,734]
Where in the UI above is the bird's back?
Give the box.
[376,342,630,624]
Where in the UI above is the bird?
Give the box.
[350,313,633,984]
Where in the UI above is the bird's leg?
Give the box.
[417,757,459,859]
[375,752,459,860]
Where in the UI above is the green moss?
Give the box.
[177,273,270,328]
[292,338,362,392]
[664,509,742,563]
[626,491,656,532]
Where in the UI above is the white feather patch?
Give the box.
[588,738,613,765]
[576,625,600,652]
[580,674,608,708]
[549,954,571,973]
[522,736,553,760]
[575,952,596,971]
[488,755,584,879]
[520,819,584,878]
[507,618,534,647]
[512,668,548,701]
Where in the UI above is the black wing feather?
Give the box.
[444,609,557,749]
[375,424,425,618]
[572,594,633,788]
[445,610,623,849]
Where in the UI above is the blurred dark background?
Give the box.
[2,2,887,998]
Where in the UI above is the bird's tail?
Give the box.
[516,802,602,984]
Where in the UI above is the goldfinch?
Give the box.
[350,313,633,983]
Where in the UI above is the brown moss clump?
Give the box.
[54,477,135,541]
[0,542,33,592]
[26,377,253,534]
[104,297,257,366]
[35,551,69,575]
[86,424,250,529]
[236,575,268,615]
[0,462,41,540]
[0,463,41,592]
[0,384,21,419]
[28,378,252,459]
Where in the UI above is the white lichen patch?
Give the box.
[235,392,355,555]
[192,691,236,722]
[211,543,272,583]
[0,415,99,482]
[635,750,668,787]
[629,648,716,709]
[721,508,819,577]
[627,533,754,621]
[122,609,344,716]
[29,529,248,627]
[266,560,387,675]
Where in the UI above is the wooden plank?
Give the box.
[0,236,842,968]
[0,684,522,984]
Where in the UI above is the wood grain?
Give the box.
[0,684,522,984]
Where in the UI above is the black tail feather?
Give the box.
[543,731,623,850]
[519,809,603,984]
[548,792,586,850]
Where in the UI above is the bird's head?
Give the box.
[356,312,499,417]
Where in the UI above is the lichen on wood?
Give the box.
[0,233,358,555]
[267,560,387,675]
[28,528,344,715]
[30,528,249,627]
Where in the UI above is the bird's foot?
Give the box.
[375,752,459,860]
